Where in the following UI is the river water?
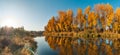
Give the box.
[34,36,120,55]
[34,37,58,55]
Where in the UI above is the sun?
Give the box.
[1,18,18,27]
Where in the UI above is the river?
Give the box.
[34,36,58,55]
[34,36,120,55]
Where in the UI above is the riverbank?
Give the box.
[0,36,37,55]
[0,26,43,55]
[44,31,120,40]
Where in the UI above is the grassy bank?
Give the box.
[0,36,37,55]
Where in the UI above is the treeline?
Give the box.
[0,26,26,37]
[0,26,43,37]
[45,4,120,33]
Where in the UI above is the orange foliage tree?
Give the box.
[94,4,114,31]
[76,8,85,31]
[113,8,120,33]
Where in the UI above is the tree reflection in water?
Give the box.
[45,36,120,55]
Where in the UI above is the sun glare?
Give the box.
[1,18,18,27]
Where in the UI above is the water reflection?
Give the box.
[45,36,120,55]
[34,37,58,55]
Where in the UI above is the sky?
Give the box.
[0,0,120,31]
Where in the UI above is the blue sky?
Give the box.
[0,0,120,31]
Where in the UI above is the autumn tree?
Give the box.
[66,9,73,32]
[106,4,114,31]
[76,8,86,31]
[94,4,114,31]
[84,6,91,29]
[45,16,56,32]
[84,6,91,15]
[113,8,120,33]
[58,11,66,32]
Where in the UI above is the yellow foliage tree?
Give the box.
[88,11,98,30]
[113,8,120,33]
[76,8,86,30]
[94,4,114,31]
[45,16,56,32]
[66,9,73,31]
[84,6,91,15]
